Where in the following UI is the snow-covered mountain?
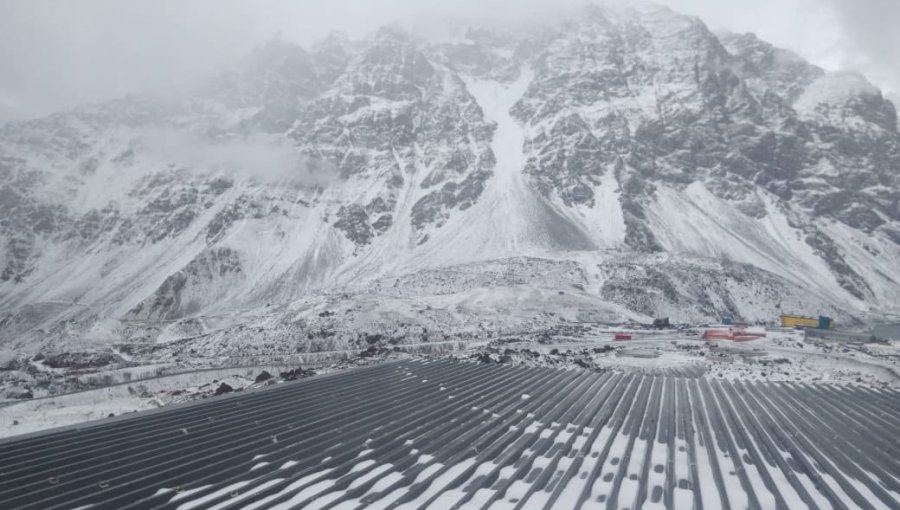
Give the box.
[2,4,899,356]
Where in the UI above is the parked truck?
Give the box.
[781,314,833,330]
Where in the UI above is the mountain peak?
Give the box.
[2,4,900,354]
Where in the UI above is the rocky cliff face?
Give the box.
[1,4,898,354]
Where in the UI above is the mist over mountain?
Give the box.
[1,4,898,359]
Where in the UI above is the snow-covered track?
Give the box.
[1,360,899,509]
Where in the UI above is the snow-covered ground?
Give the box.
[2,325,897,441]
[458,327,900,388]
[0,366,299,438]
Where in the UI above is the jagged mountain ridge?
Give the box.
[1,4,899,353]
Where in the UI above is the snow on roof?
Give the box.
[1,359,898,509]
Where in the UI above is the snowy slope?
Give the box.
[646,183,859,309]
[1,4,899,357]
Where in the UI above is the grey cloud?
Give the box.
[0,0,585,122]
[0,0,896,124]
[823,0,900,95]
[141,128,337,186]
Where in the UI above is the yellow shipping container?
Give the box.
[780,315,822,328]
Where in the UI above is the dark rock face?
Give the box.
[282,28,495,248]
[720,32,824,103]
[411,170,491,239]
[524,114,605,206]
[804,229,872,300]
[214,382,234,395]
[598,257,853,324]
[334,205,374,247]
[279,367,315,381]
[474,352,496,364]
[371,214,393,234]
[42,352,122,370]
[507,5,900,258]
[126,247,243,321]
[351,27,435,100]
[255,370,273,383]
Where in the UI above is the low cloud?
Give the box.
[823,0,900,95]
[141,129,337,186]
[0,0,897,123]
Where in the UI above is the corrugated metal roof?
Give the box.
[1,359,899,509]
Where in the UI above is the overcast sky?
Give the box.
[0,0,897,123]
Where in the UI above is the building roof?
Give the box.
[1,359,898,509]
